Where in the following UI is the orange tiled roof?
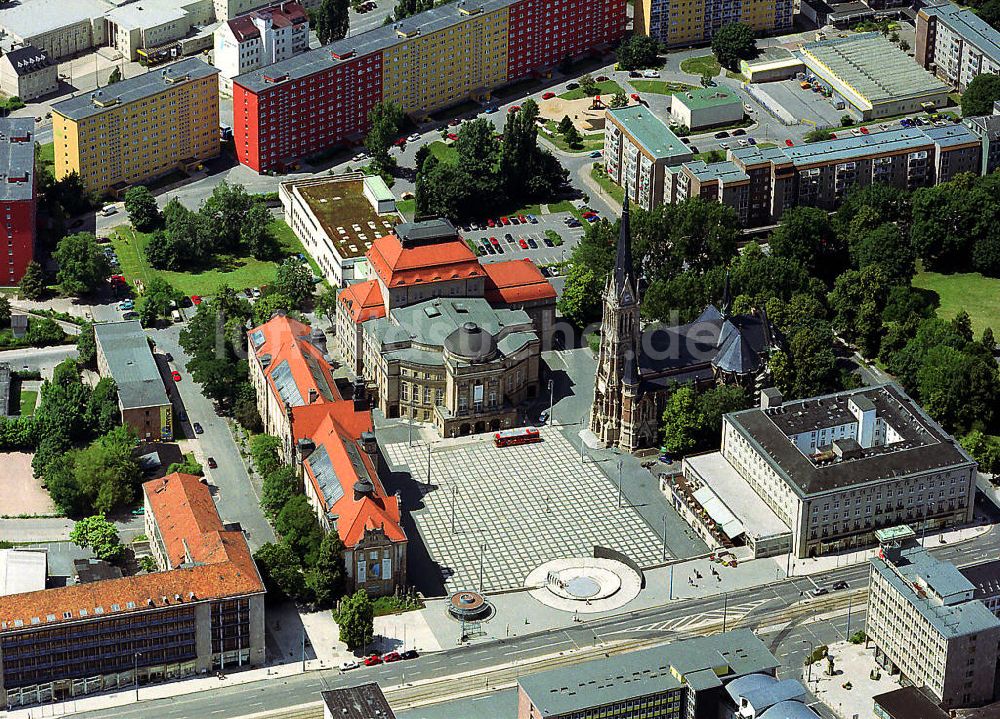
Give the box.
[0,473,263,634]
[338,279,386,323]
[366,231,485,288]
[295,402,405,547]
[483,259,557,305]
[248,313,342,407]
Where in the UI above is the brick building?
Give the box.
[0,118,36,286]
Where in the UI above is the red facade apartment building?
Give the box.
[0,118,36,285]
[232,0,625,173]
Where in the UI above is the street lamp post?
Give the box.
[661,514,668,561]
[134,652,142,702]
[426,442,432,489]
[617,458,623,508]
[548,379,554,426]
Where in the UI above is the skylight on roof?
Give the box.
[306,445,346,505]
[251,329,266,348]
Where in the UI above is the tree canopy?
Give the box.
[315,0,349,44]
[617,34,661,70]
[710,22,756,71]
[961,73,1000,116]
[54,233,110,296]
[70,515,124,562]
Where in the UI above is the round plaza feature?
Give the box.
[524,557,642,613]
[447,590,493,621]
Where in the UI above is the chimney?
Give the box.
[360,431,377,455]
[353,376,367,411]
[353,477,375,500]
[760,387,783,409]
[308,387,318,404]
[297,437,315,460]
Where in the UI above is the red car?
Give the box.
[446,133,458,141]
[582,211,598,219]
[393,137,407,147]
[364,655,382,666]
[785,139,794,147]
[500,216,510,225]
[631,93,640,101]
[487,218,496,227]
[382,652,401,663]
[489,236,499,245]
[829,133,837,139]
[191,295,202,306]
[518,238,528,249]
[542,92,556,100]
[110,274,126,285]
[171,370,181,382]
[859,126,869,135]
[518,214,527,223]
[508,105,521,113]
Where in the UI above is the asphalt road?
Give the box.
[79,521,1000,719]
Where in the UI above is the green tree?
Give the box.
[563,124,583,148]
[72,426,141,515]
[166,455,203,476]
[76,321,97,368]
[786,321,840,397]
[579,73,598,96]
[661,386,702,455]
[273,259,315,307]
[54,232,110,296]
[179,289,253,409]
[839,114,854,126]
[336,589,375,650]
[252,292,297,325]
[70,515,124,562]
[710,22,756,71]
[558,219,617,326]
[917,345,998,433]
[364,101,404,173]
[962,73,1000,116]
[233,382,262,433]
[18,261,47,300]
[254,542,307,601]
[768,206,846,283]
[0,296,11,328]
[961,430,1000,474]
[316,285,339,325]
[557,115,574,135]
[276,494,325,565]
[979,0,1000,30]
[610,90,629,108]
[242,202,279,260]
[260,466,298,521]
[107,67,122,84]
[123,186,160,231]
[201,182,253,251]
[804,127,834,143]
[306,532,346,608]
[616,34,660,70]
[136,276,182,327]
[85,377,120,436]
[695,385,750,447]
[25,318,65,346]
[250,434,283,476]
[315,0,349,44]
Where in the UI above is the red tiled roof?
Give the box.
[249,313,342,408]
[0,473,263,634]
[483,259,557,304]
[338,279,386,323]
[295,403,405,547]
[366,232,485,288]
[226,15,260,41]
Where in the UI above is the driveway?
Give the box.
[147,323,276,551]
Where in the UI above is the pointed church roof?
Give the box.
[713,330,761,375]
[721,270,732,318]
[622,346,639,386]
[611,198,636,306]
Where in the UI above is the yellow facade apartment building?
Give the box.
[52,57,220,197]
[635,0,793,48]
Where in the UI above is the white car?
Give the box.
[100,205,118,216]
[407,133,420,142]
[339,660,360,672]
[737,139,749,147]
[352,153,367,162]
[642,69,660,78]
[719,142,730,149]
[851,128,862,136]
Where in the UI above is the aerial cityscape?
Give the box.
[1,0,1000,716]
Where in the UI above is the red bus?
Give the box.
[494,427,541,447]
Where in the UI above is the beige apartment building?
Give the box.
[51,57,219,196]
[868,529,1000,709]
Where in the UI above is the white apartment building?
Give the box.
[604,105,692,210]
[917,0,1000,92]
[213,1,309,92]
[868,532,1000,709]
[717,384,977,558]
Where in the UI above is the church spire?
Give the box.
[613,197,635,305]
[721,269,732,318]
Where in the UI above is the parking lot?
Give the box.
[460,211,586,271]
[754,79,849,128]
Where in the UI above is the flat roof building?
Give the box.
[517,630,781,718]
[93,320,173,442]
[321,683,396,719]
[0,118,37,285]
[0,472,265,709]
[0,550,46,596]
[0,45,58,102]
[740,46,805,83]
[917,0,1000,92]
[670,86,745,131]
[798,33,950,120]
[868,536,1000,708]
[52,57,219,196]
[604,105,693,210]
[715,384,976,558]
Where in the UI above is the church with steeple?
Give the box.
[589,199,780,453]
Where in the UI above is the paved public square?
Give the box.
[383,428,669,594]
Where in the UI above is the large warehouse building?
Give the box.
[799,32,950,120]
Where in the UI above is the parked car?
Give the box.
[527,214,538,223]
[732,129,746,136]
[364,655,382,666]
[628,70,641,78]
[719,142,729,150]
[527,237,538,249]
[500,216,511,225]
[595,75,609,81]
[100,205,118,216]
[171,370,181,382]
[518,238,528,249]
[382,652,401,663]
[483,105,498,114]
[118,300,134,311]
[630,93,641,102]
[339,660,360,672]
[251,287,261,298]
[747,137,757,146]
[487,218,496,227]
[812,587,829,597]
[832,581,849,591]
[408,133,420,142]
[714,131,729,139]
[566,82,579,90]
[400,649,419,660]
[543,236,553,247]
[859,126,869,135]
[123,311,139,320]
[542,91,556,99]
[785,139,794,147]
[642,69,659,78]
[164,352,173,362]
[504,233,514,242]
[518,214,527,223]
[193,422,204,434]
[131,507,145,516]
[207,457,218,469]
[191,295,203,306]
[589,150,602,158]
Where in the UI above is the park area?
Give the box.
[680,55,721,77]
[912,271,1000,336]
[630,80,696,96]
[110,219,316,296]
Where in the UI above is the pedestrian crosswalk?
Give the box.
[619,598,773,635]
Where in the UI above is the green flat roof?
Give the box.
[674,87,741,111]
[607,105,691,161]
[364,175,394,203]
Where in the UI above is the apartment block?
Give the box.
[916,0,1000,92]
[868,530,1000,709]
[603,106,692,210]
[635,0,792,49]
[717,384,976,558]
[517,630,786,719]
[0,472,265,709]
[0,118,37,286]
[0,46,58,102]
[213,2,309,94]
[674,124,982,227]
[51,57,219,197]
[232,0,626,173]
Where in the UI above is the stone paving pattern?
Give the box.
[384,428,668,594]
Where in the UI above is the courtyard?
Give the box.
[383,427,669,595]
[0,452,58,517]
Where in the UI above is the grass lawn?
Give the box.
[37,142,55,180]
[756,142,778,149]
[18,389,37,417]
[396,198,416,220]
[112,218,317,296]
[427,141,458,163]
[912,271,1000,336]
[629,80,695,95]
[694,149,727,163]
[680,55,721,77]
[559,80,623,101]
[542,121,604,153]
[590,165,625,205]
